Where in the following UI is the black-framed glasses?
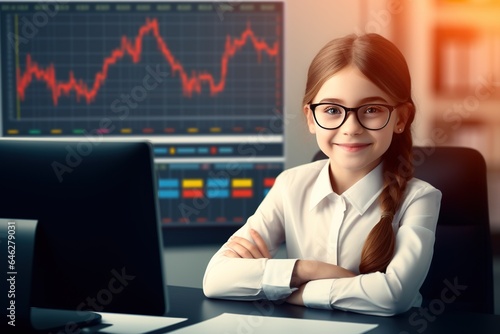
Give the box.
[309,103,403,131]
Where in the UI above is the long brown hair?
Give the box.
[302,34,416,274]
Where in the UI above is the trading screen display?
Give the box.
[0,1,283,136]
[156,161,282,226]
[0,1,285,227]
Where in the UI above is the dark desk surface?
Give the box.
[80,285,500,334]
[158,286,500,334]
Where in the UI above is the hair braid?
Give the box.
[359,126,414,274]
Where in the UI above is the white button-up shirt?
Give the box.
[203,159,442,316]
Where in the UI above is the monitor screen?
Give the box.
[0,139,168,330]
[0,1,283,137]
[0,1,285,235]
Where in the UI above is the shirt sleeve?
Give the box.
[302,186,442,316]
[203,171,298,301]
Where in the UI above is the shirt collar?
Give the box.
[309,161,384,215]
[309,161,334,210]
[343,163,384,215]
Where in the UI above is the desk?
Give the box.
[88,286,500,333]
[164,286,500,334]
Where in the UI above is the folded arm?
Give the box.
[298,188,442,316]
[204,227,355,302]
[202,232,297,300]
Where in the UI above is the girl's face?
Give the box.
[304,65,409,177]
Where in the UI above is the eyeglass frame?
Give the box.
[308,102,404,131]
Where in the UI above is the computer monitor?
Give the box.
[0,139,168,331]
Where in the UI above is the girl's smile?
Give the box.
[335,142,372,153]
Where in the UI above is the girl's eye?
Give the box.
[324,106,343,115]
[365,106,383,114]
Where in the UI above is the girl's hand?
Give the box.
[286,285,305,306]
[291,260,356,287]
[286,261,356,306]
[223,229,271,259]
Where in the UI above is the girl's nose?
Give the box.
[341,112,363,135]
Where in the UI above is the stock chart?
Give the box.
[1,2,283,136]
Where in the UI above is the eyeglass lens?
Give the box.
[313,104,390,130]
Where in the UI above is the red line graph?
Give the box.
[16,18,279,106]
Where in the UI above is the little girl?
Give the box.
[203,33,442,316]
